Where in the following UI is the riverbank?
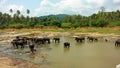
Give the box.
[0,27,120,44]
[0,27,120,34]
[0,27,119,68]
[0,52,41,68]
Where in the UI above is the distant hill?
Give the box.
[39,14,69,20]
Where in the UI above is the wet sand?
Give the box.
[0,52,41,68]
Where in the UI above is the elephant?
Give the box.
[87,36,98,42]
[53,38,60,43]
[11,36,28,49]
[29,44,36,53]
[75,37,85,42]
[35,37,51,44]
[64,42,70,48]
[11,39,25,49]
[43,38,51,44]
[115,39,120,46]
[11,39,18,48]
[35,38,44,44]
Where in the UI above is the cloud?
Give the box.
[0,0,7,5]
[113,0,120,3]
[34,0,94,16]
[0,0,25,15]
[86,0,106,5]
[116,6,120,10]
[0,0,120,17]
[0,0,8,11]
[7,4,24,12]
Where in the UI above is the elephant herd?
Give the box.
[11,36,120,53]
[75,36,98,42]
[11,36,60,53]
[75,36,120,46]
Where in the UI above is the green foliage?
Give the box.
[8,23,26,28]
[96,19,108,27]
[0,9,120,28]
[108,21,120,26]
[34,24,44,28]
[71,22,80,28]
[61,23,72,28]
[89,19,108,27]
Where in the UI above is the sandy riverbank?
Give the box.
[0,30,120,44]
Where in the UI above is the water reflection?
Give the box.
[115,46,120,50]
[64,47,70,53]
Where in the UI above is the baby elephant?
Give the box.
[29,44,36,53]
[64,42,70,48]
[115,39,120,46]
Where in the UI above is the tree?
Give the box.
[27,9,30,15]
[100,6,105,12]
[9,9,13,16]
[26,9,30,19]
[16,10,21,23]
[16,10,20,16]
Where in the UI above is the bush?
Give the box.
[61,23,72,28]
[96,19,108,27]
[89,19,108,27]
[108,21,120,26]
[34,24,44,28]
[8,23,26,28]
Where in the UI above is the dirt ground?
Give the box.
[0,52,41,68]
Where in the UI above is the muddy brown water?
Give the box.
[0,36,120,68]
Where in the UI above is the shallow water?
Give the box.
[1,36,120,68]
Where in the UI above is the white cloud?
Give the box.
[7,4,24,12]
[86,0,106,5]
[1,0,119,17]
[116,6,120,10]
[34,0,93,16]
[0,0,7,11]
[113,0,120,3]
[0,0,25,15]
[0,0,7,5]
[40,0,53,7]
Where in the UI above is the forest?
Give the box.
[0,8,120,29]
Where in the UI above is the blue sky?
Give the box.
[0,0,120,17]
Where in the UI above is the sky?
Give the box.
[0,0,120,17]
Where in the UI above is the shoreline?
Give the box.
[0,30,119,44]
[0,52,40,68]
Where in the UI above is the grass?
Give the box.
[0,27,120,35]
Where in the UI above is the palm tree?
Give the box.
[26,9,30,20]
[27,9,30,15]
[9,9,13,16]
[16,10,21,23]
[16,10,20,16]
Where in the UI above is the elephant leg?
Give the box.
[22,45,24,48]
[48,40,50,44]
[118,43,120,46]
[13,44,16,48]
[115,42,118,46]
[80,40,82,42]
[16,45,19,49]
[58,40,60,43]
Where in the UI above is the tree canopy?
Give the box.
[0,9,120,29]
